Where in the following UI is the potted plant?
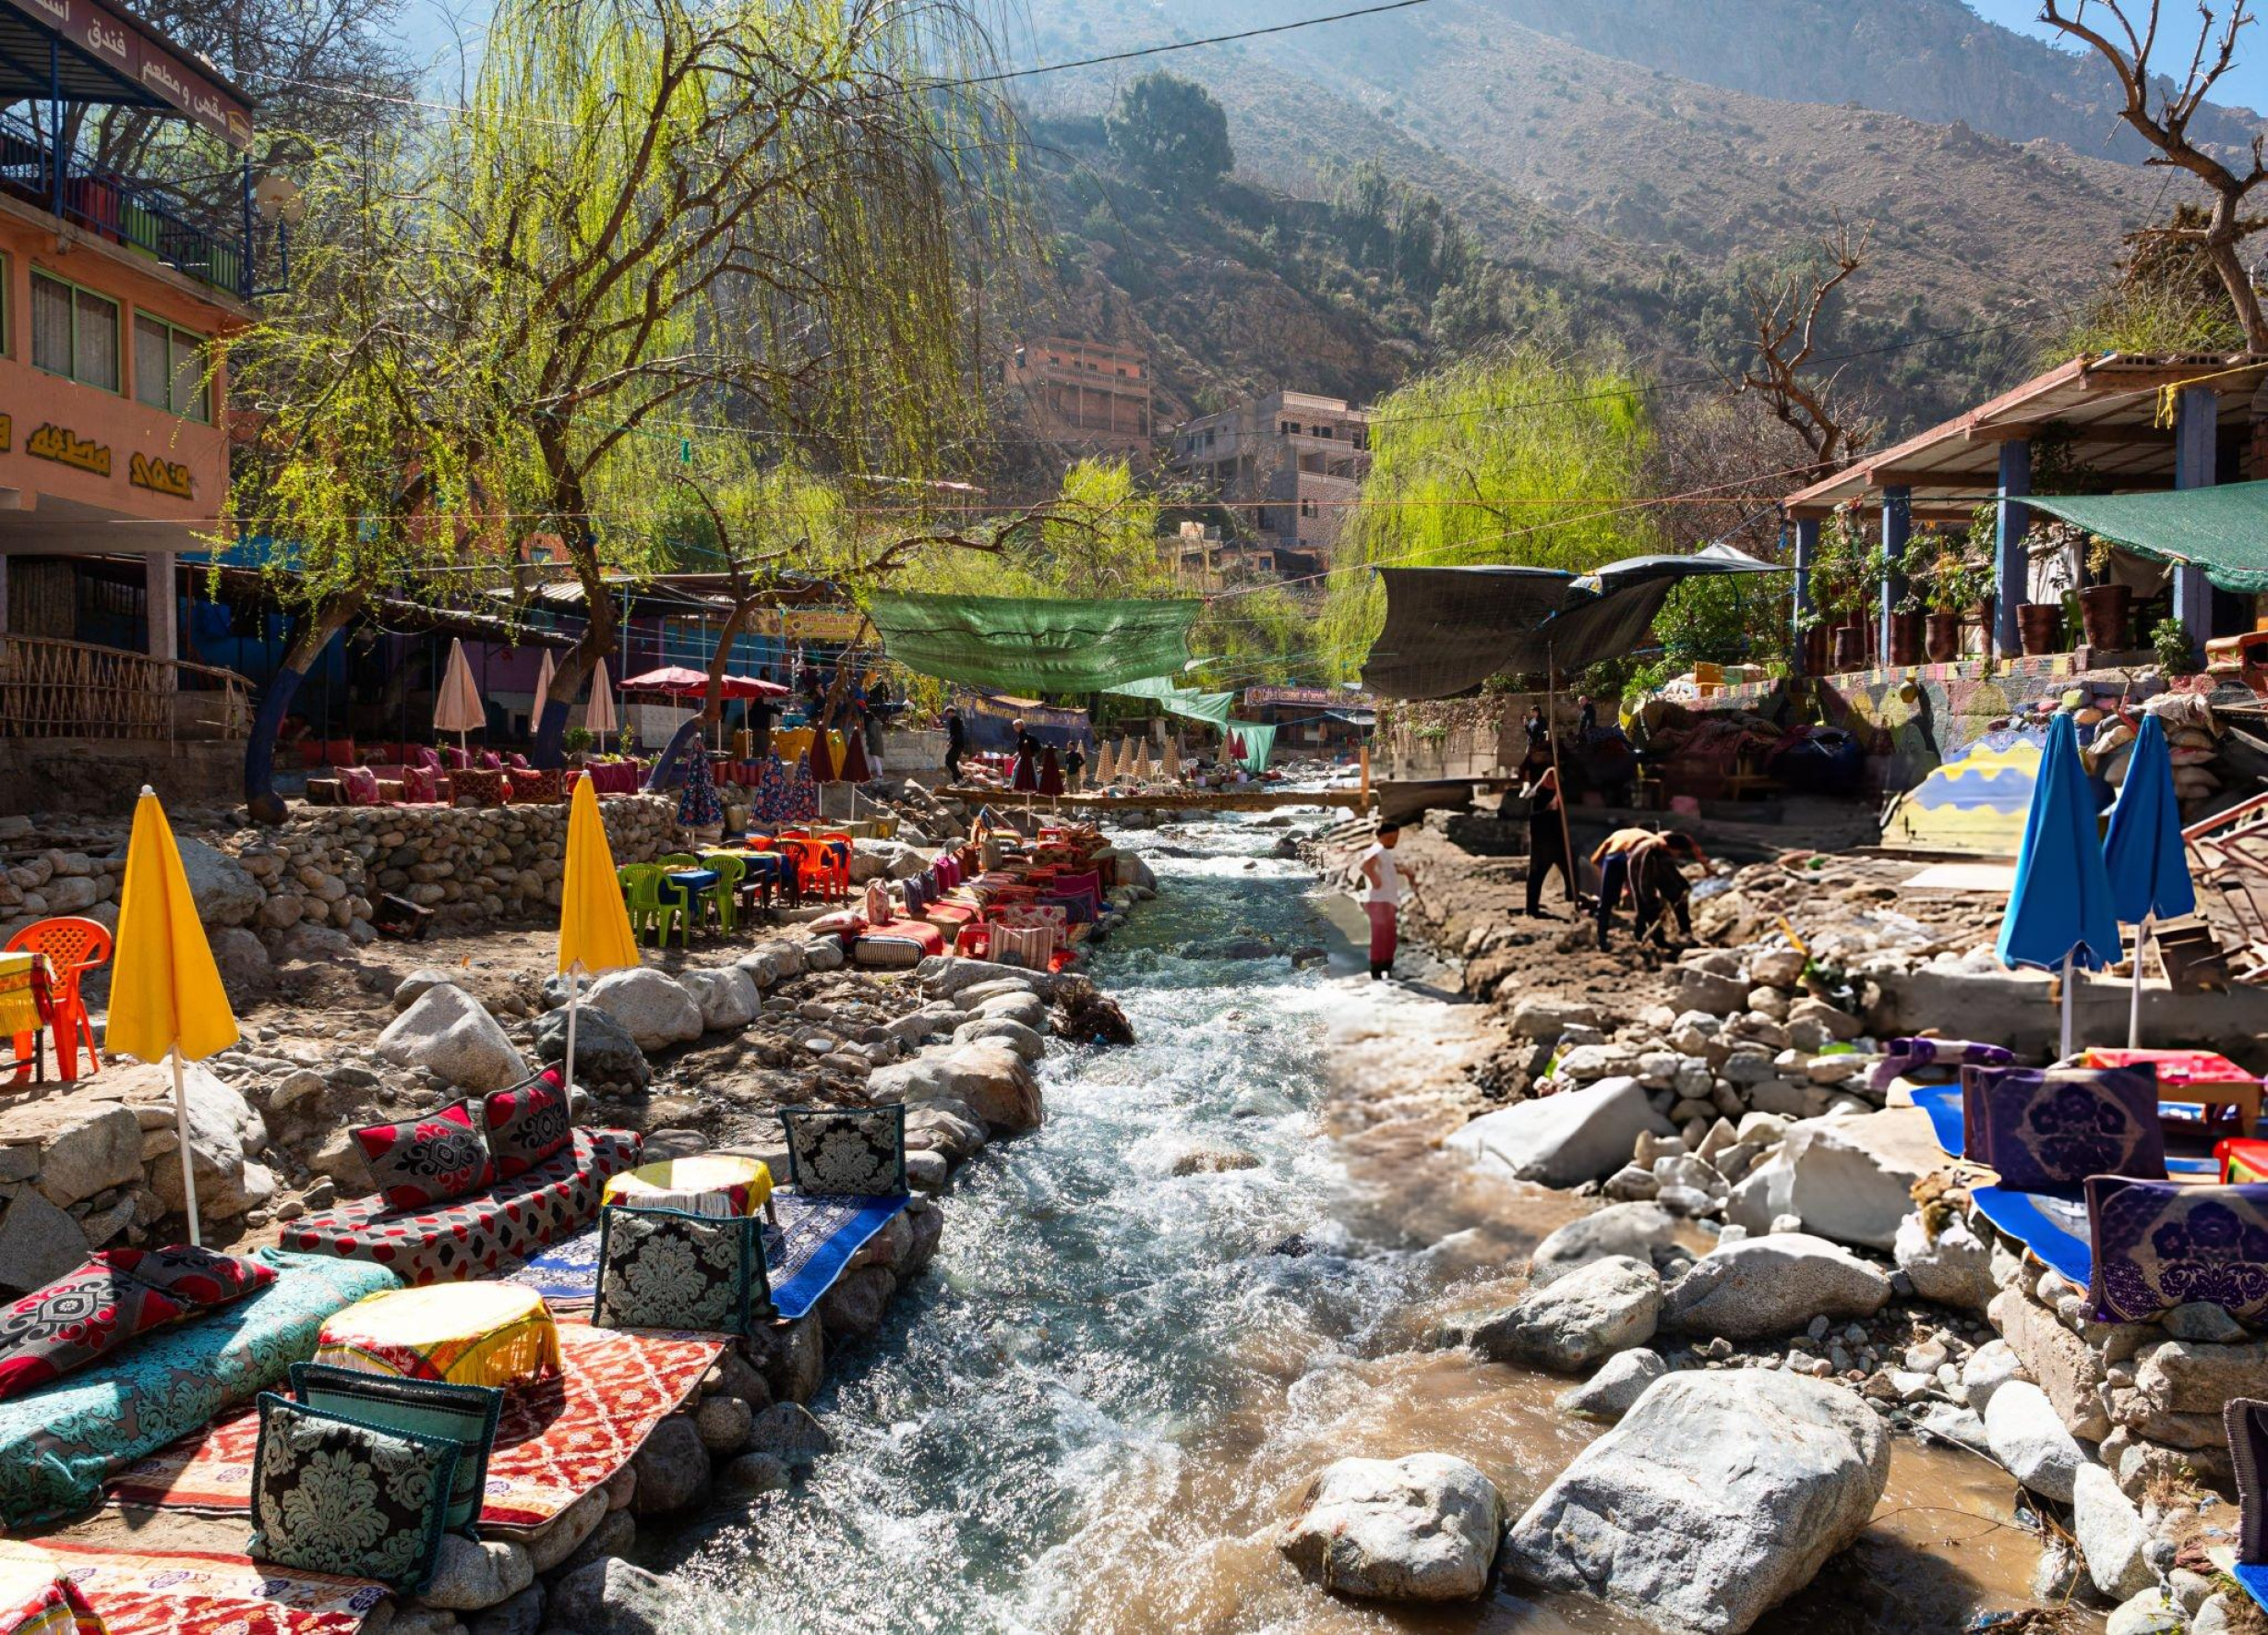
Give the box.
[2077,535,2133,651]
[1817,504,1870,672]
[2151,615,2201,677]
[563,726,593,765]
[2019,599,2063,655]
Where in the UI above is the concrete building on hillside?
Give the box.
[1002,337,1152,461]
[1166,391,1371,562]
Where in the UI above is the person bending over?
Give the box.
[1591,827,1703,949]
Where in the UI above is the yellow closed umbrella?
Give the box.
[557,776,640,1104]
[107,787,238,1245]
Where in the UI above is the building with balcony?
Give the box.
[1166,391,1371,561]
[0,0,261,740]
[1002,337,1152,462]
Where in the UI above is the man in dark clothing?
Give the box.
[1522,763,1571,919]
[1063,740,1086,792]
[943,706,966,782]
[1523,705,1548,758]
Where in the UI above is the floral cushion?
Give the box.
[0,1262,186,1401]
[778,1105,907,1197]
[249,1393,460,1591]
[354,1101,496,1211]
[339,767,382,806]
[402,765,440,803]
[285,1128,643,1289]
[483,1076,572,1181]
[593,1206,767,1334]
[2087,1175,2268,1323]
[1962,1064,2166,1192]
[100,1245,277,1310]
[289,1361,501,1536]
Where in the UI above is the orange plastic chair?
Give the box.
[7,917,111,1081]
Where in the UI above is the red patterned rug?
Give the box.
[0,1540,383,1635]
[109,1320,725,1530]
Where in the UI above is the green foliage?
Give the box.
[897,458,1166,599]
[2055,206,2245,360]
[1907,524,1996,614]
[1317,343,1659,677]
[2153,615,2202,675]
[1806,505,1869,626]
[1106,72,1232,198]
[564,726,594,755]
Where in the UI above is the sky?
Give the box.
[1962,0,2268,113]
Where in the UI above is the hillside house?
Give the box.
[1167,391,1371,563]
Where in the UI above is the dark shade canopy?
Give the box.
[867,592,1198,693]
[1362,550,1787,699]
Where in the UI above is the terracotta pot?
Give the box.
[1831,623,1866,671]
[1925,612,1963,664]
[2018,602,2062,656]
[2079,583,2132,652]
[1888,610,1926,668]
[1802,626,1830,675]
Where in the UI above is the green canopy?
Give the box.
[1227,719,1277,774]
[1105,674,1234,726]
[866,592,1199,693]
[2024,481,2268,594]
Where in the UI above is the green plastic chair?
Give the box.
[656,852,701,870]
[701,853,748,933]
[617,863,690,948]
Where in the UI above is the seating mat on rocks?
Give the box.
[0,1539,386,1635]
[105,1320,722,1531]
[1967,1185,2094,1290]
[1911,1081,2219,1173]
[504,1190,909,1321]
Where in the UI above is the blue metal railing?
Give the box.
[0,108,248,297]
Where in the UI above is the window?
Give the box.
[30,272,118,390]
[1315,425,1334,439]
[1300,498,1318,517]
[135,315,209,419]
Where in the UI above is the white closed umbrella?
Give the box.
[582,656,618,751]
[433,637,486,753]
[531,650,557,736]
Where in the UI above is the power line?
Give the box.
[936,0,1434,86]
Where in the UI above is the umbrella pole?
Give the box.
[171,1046,201,1248]
[1547,652,1578,906]
[2060,951,2077,1061]
[562,965,581,1108]
[2129,914,2151,1051]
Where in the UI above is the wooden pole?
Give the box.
[1547,648,1578,904]
[172,1047,201,1247]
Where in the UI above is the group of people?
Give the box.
[941,708,1087,794]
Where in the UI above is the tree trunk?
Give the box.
[645,596,759,794]
[2206,195,2268,353]
[246,599,358,825]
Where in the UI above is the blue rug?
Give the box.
[2234,1563,2268,1613]
[1909,1081,2217,1172]
[509,1192,909,1322]
[1969,1184,2094,1290]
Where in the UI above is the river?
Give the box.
[654,808,2065,1633]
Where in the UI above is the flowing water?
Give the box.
[655,810,2065,1633]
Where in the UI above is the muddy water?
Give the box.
[655,811,2069,1633]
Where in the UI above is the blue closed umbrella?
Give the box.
[2101,715,2197,1047]
[1997,713,2123,1057]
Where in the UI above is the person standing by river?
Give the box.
[942,705,966,783]
[1356,821,1414,980]
[1521,763,1571,919]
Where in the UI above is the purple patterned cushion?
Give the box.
[1962,1064,2166,1192]
[2087,1176,2268,1323]
[1872,1037,2018,1092]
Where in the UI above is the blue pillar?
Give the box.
[2174,384,2216,662]
[1878,486,1911,664]
[1791,516,1818,673]
[1995,439,2032,657]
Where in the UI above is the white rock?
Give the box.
[681,967,760,1032]
[1661,1232,1891,1341]
[375,983,531,1092]
[1278,1453,1504,1602]
[1983,1381,2086,1502]
[1470,1256,1661,1373]
[1558,1348,1668,1422]
[1892,1212,1997,1311]
[2073,1461,2156,1601]
[1509,995,1601,1040]
[1725,1108,1944,1250]
[2106,1589,2185,1635]
[586,968,703,1052]
[1446,1076,1669,1188]
[1502,1370,1890,1634]
[1528,1203,1679,1289]
[1960,1340,2027,1413]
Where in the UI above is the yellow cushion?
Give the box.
[602,1155,772,1218]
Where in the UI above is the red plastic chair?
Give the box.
[7,917,111,1081]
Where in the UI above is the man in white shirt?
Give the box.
[1356,822,1413,980]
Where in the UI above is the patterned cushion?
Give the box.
[100,1244,277,1310]
[508,767,563,804]
[778,1105,907,1197]
[284,1127,644,1288]
[402,765,440,803]
[340,767,382,806]
[453,767,507,806]
[354,1101,496,1210]
[249,1392,460,1591]
[2087,1175,2268,1323]
[0,1262,186,1401]
[593,1206,768,1334]
[289,1361,501,1535]
[1872,1036,2019,1092]
[1962,1064,2167,1192]
[483,1076,571,1181]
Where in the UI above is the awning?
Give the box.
[1362,550,1788,700]
[867,591,1198,693]
[2023,481,2268,594]
[0,0,254,148]
[1105,673,1234,726]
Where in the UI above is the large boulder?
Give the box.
[1528,1203,1681,1289]
[1501,1369,1891,1633]
[2073,1461,2155,1601]
[1983,1381,2085,1502]
[173,837,265,927]
[586,968,702,1052]
[531,1004,649,1091]
[543,1557,680,1635]
[1469,1256,1661,1373]
[0,1094,142,1208]
[1278,1453,1504,1602]
[1726,1110,1945,1250]
[1558,1348,1668,1422]
[0,1191,91,1293]
[113,1058,269,1220]
[1893,1212,1997,1311]
[1445,1076,1667,1188]
[870,1042,1042,1135]
[375,983,530,1093]
[680,967,759,1032]
[1661,1232,1891,1341]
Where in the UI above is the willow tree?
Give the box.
[444,0,1022,764]
[1316,343,1659,679]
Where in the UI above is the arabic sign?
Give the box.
[129,451,193,498]
[5,0,254,149]
[27,424,110,477]
[1243,684,1373,709]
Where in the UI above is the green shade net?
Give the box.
[1105,674,1234,726]
[1227,720,1277,773]
[867,592,1199,693]
[2024,481,2268,594]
